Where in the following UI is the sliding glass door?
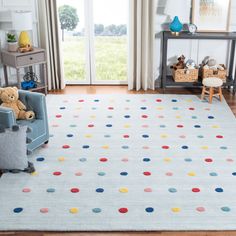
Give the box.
[57,0,128,85]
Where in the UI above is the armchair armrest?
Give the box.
[0,106,16,128]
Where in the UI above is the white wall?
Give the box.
[154,0,236,87]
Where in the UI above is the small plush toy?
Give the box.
[171,55,186,70]
[0,87,35,120]
[202,56,224,71]
[185,59,196,69]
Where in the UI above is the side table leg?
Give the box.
[43,63,47,95]
[16,69,21,89]
[3,65,8,86]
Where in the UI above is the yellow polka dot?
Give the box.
[124,124,131,128]
[31,172,38,176]
[172,207,181,213]
[109,99,115,103]
[119,187,129,193]
[164,158,171,162]
[201,146,209,150]
[161,134,168,138]
[58,157,65,162]
[90,115,96,119]
[188,172,196,176]
[176,116,181,119]
[212,125,220,129]
[85,134,92,138]
[186,99,193,103]
[70,208,79,214]
[102,145,109,149]
[156,107,164,110]
[77,107,82,110]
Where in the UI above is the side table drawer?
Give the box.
[16,52,45,67]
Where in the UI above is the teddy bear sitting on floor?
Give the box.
[0,87,35,120]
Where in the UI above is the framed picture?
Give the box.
[192,0,231,32]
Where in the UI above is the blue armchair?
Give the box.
[0,90,49,152]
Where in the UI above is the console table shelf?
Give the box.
[161,31,236,93]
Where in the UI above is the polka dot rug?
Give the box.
[0,94,236,231]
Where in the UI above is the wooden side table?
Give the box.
[1,47,47,95]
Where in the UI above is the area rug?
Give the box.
[0,94,236,231]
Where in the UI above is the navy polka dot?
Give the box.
[13,208,23,213]
[208,116,214,119]
[96,188,104,193]
[220,146,228,150]
[106,124,112,127]
[124,115,130,118]
[160,125,166,128]
[79,158,87,162]
[47,188,56,193]
[185,158,192,162]
[232,172,236,176]
[182,146,189,149]
[142,134,149,138]
[215,188,224,193]
[140,107,147,110]
[37,157,45,162]
[143,158,151,162]
[120,172,128,176]
[82,145,90,149]
[67,134,73,137]
[172,99,177,102]
[145,207,154,213]
[194,125,201,128]
[60,107,66,110]
[94,99,99,102]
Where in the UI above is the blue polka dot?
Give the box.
[98,172,106,176]
[60,107,66,110]
[96,188,104,193]
[122,146,129,149]
[173,107,179,110]
[79,158,87,162]
[94,99,99,102]
[192,116,197,119]
[126,99,130,102]
[168,188,177,193]
[13,208,23,213]
[185,158,192,162]
[208,116,214,119]
[107,115,113,118]
[92,107,97,110]
[172,99,177,102]
[49,134,54,138]
[92,208,102,213]
[140,107,147,110]
[215,188,224,193]
[120,172,128,176]
[160,125,166,128]
[182,146,189,149]
[232,172,236,176]
[194,125,201,128]
[220,146,228,150]
[145,207,154,213]
[67,134,73,138]
[82,145,90,149]
[210,172,218,176]
[124,115,130,118]
[70,124,77,127]
[36,157,45,162]
[143,158,151,162]
[104,135,111,138]
[221,207,231,212]
[47,188,55,193]
[142,134,149,138]
[197,135,204,139]
[106,124,112,127]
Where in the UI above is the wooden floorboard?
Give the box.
[1,85,236,236]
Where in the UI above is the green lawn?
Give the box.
[62,36,127,82]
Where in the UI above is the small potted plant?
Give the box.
[7,33,18,52]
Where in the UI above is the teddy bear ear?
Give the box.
[0,87,4,95]
[12,86,18,91]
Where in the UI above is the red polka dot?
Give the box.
[205,158,213,163]
[56,115,62,118]
[100,157,108,162]
[156,99,162,102]
[143,171,151,176]
[196,207,205,212]
[162,146,169,149]
[216,135,223,139]
[144,188,152,192]
[88,124,94,128]
[75,172,83,176]
[177,125,184,128]
[119,208,128,213]
[53,171,62,176]
[142,125,149,128]
[22,188,31,193]
[78,99,84,102]
[142,146,150,150]
[179,135,186,139]
[40,208,49,213]
[122,158,129,162]
[108,107,114,110]
[71,188,80,193]
[158,115,164,119]
[123,135,130,138]
[166,172,173,176]
[192,188,200,192]
[142,115,148,118]
[62,145,70,149]
[205,108,210,111]
[189,107,195,110]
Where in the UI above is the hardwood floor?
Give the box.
[1,85,236,236]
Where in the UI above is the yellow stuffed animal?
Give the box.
[0,87,35,120]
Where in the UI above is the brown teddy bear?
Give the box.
[0,87,35,120]
[171,55,186,70]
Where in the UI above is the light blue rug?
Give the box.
[0,94,236,231]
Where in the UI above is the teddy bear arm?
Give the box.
[17,100,26,110]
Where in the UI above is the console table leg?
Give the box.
[3,65,8,86]
[16,68,21,89]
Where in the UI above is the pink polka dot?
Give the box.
[226,158,234,162]
[189,107,195,110]
[142,146,149,150]
[156,99,162,102]
[52,124,59,127]
[123,135,130,138]
[179,135,186,139]
[108,107,114,110]
[56,115,62,118]
[143,171,151,176]
[53,171,62,176]
[71,188,80,193]
[22,188,31,193]
[142,115,148,118]
[142,125,149,128]
[166,172,173,176]
[78,99,84,102]
[122,158,129,162]
[144,188,152,192]
[75,172,83,176]
[216,135,223,139]
[158,115,164,119]
[74,115,79,118]
[141,99,147,102]
[205,108,211,111]
[196,207,205,212]
[40,208,49,213]
[177,125,184,128]
[192,188,200,193]
[100,157,108,162]
[62,145,70,149]
[88,124,94,128]
[162,146,169,149]
[63,100,68,103]
[125,107,130,110]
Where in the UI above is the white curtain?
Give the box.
[128,0,156,91]
[38,0,65,90]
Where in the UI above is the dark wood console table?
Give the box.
[161,31,236,93]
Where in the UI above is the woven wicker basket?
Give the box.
[202,64,227,82]
[172,67,199,82]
